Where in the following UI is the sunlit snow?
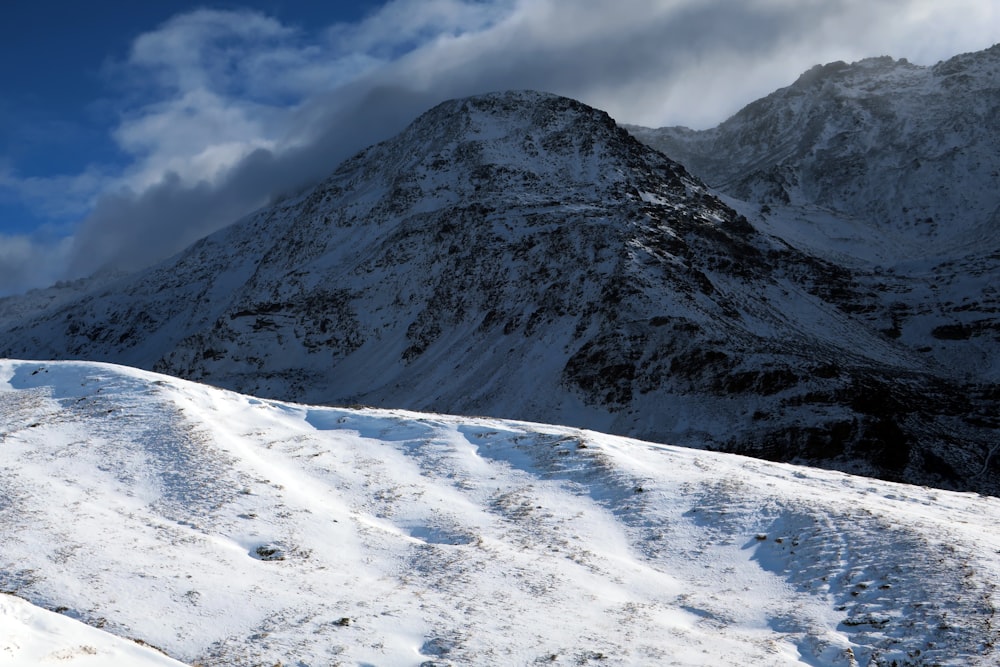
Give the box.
[1,359,997,665]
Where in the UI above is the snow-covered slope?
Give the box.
[628,47,1000,253]
[1,359,998,666]
[0,272,125,330]
[628,45,1000,383]
[0,594,186,666]
[0,90,994,494]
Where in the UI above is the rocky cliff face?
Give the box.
[628,46,1000,386]
[1,89,996,494]
[629,47,1000,241]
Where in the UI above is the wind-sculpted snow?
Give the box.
[1,360,998,666]
[0,89,994,494]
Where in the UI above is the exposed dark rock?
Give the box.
[0,88,997,495]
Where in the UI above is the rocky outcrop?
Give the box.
[1,89,996,494]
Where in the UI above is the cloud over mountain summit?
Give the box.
[1,0,997,293]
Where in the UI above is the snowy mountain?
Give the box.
[627,45,1000,385]
[0,89,995,495]
[2,359,999,666]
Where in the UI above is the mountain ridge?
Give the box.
[627,46,1000,385]
[0,83,996,494]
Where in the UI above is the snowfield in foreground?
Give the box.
[0,359,997,666]
[0,593,186,666]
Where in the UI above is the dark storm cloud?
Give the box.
[66,84,435,276]
[4,0,998,290]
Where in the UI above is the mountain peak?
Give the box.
[386,89,622,149]
[367,89,643,184]
[626,43,1000,446]
[789,55,921,91]
[309,88,689,224]
[631,43,1000,249]
[2,81,997,498]
[418,90,615,127]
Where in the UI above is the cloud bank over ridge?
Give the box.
[1,0,997,293]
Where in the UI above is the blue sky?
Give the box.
[0,2,379,189]
[0,1,381,237]
[1,0,997,295]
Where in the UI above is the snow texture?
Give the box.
[0,593,186,666]
[1,359,998,666]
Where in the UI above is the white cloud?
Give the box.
[2,0,998,291]
[113,88,280,191]
[324,0,512,56]
[0,233,73,297]
[128,9,296,93]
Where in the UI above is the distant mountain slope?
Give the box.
[2,359,999,666]
[628,45,1000,383]
[0,90,995,494]
[628,47,1000,250]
